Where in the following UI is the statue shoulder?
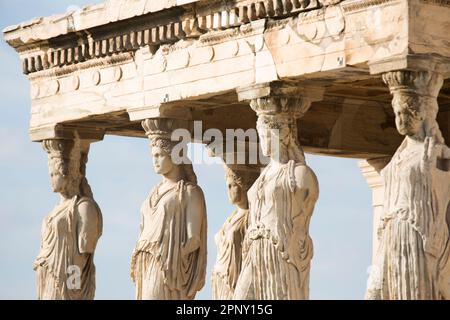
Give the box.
[292,163,319,194]
[76,197,101,219]
[185,183,205,200]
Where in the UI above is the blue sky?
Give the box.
[0,0,373,300]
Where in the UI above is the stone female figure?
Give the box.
[212,166,259,299]
[33,139,103,300]
[366,71,450,300]
[131,119,207,300]
[234,98,319,300]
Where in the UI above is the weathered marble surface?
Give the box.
[131,118,207,300]
[366,70,450,300]
[3,0,450,301]
[34,138,102,300]
[212,165,259,300]
[233,92,319,300]
[3,0,449,160]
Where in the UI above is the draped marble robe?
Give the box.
[373,138,450,299]
[234,160,315,300]
[212,208,247,299]
[33,196,103,300]
[131,180,207,300]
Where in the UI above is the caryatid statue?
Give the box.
[366,70,450,300]
[212,164,260,300]
[33,138,103,300]
[234,96,320,300]
[131,118,207,300]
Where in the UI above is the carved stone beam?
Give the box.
[237,81,325,110]
[369,54,450,80]
[128,103,193,122]
[30,123,105,143]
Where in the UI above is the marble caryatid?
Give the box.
[131,118,207,300]
[366,71,450,300]
[212,164,259,300]
[33,138,103,300]
[234,96,319,300]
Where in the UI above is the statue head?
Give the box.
[43,139,81,198]
[226,173,243,205]
[392,93,427,137]
[256,115,295,158]
[49,157,68,193]
[42,138,93,199]
[151,141,177,175]
[224,165,259,209]
[383,70,444,142]
[142,118,197,185]
[251,96,309,163]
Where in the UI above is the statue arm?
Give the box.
[139,205,144,235]
[292,165,319,219]
[183,186,205,255]
[77,200,101,254]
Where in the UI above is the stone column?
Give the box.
[34,136,103,300]
[233,82,324,300]
[358,157,390,265]
[366,69,450,300]
[130,118,208,300]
